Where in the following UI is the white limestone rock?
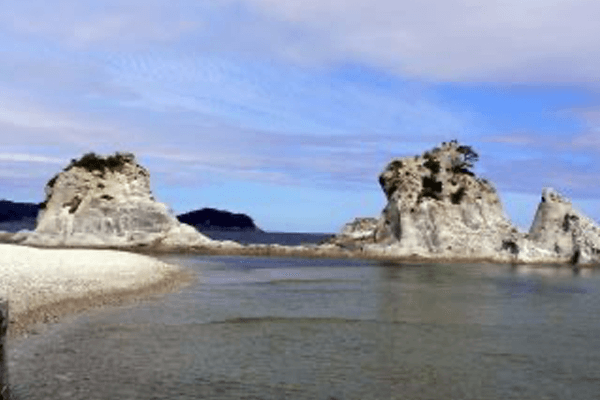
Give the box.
[24,152,212,248]
[333,141,600,265]
[340,217,378,240]
[368,141,517,259]
[525,188,600,264]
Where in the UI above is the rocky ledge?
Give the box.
[13,152,238,250]
[329,141,600,266]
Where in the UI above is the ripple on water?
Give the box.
[7,257,600,399]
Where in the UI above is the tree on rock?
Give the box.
[449,140,479,175]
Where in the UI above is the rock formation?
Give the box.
[327,217,378,249]
[332,141,600,265]
[525,188,600,264]
[363,141,517,259]
[23,152,213,248]
[8,145,600,265]
[177,208,261,231]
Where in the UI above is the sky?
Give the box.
[1,0,600,233]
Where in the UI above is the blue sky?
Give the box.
[1,0,600,232]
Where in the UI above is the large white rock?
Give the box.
[332,141,600,265]
[525,188,600,264]
[367,141,516,259]
[23,152,212,248]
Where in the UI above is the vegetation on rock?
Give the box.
[423,157,441,174]
[450,140,479,175]
[64,152,135,175]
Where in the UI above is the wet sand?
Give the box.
[0,244,194,338]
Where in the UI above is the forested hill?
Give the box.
[0,200,40,222]
[177,208,261,231]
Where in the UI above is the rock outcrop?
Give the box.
[328,217,378,248]
[23,152,213,248]
[8,145,600,265]
[331,141,600,265]
[364,141,517,260]
[525,188,600,264]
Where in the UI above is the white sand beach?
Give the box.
[0,244,192,336]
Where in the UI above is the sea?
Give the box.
[6,232,600,399]
[198,230,334,246]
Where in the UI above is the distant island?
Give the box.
[0,200,263,235]
[0,200,40,232]
[177,208,261,232]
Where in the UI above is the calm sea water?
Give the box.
[7,255,600,399]
[197,231,333,246]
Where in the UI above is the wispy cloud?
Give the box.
[0,91,131,151]
[103,52,471,136]
[0,98,91,132]
[483,134,537,146]
[1,0,201,49]
[0,153,65,164]
[480,150,600,199]
[5,0,600,82]
[239,0,600,83]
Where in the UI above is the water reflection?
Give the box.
[506,264,592,278]
[376,263,492,325]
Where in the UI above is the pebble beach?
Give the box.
[0,244,192,337]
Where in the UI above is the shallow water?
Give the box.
[7,256,600,399]
[198,231,332,246]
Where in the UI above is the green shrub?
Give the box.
[448,140,479,175]
[389,160,403,170]
[65,152,133,174]
[423,157,440,174]
[46,174,58,189]
[457,145,479,169]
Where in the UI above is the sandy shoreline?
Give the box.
[0,244,194,338]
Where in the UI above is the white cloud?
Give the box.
[103,51,471,138]
[144,150,265,170]
[0,153,65,164]
[2,0,201,49]
[239,0,600,82]
[572,132,600,150]
[4,0,600,82]
[0,102,89,132]
[483,134,536,145]
[0,91,130,147]
[570,107,600,151]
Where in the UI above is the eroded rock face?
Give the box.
[368,141,516,259]
[526,188,600,264]
[24,152,212,248]
[327,217,378,249]
[341,217,378,239]
[333,141,600,265]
